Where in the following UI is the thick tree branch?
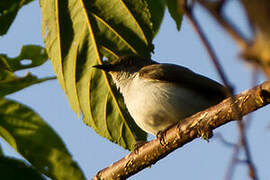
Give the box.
[93,81,270,180]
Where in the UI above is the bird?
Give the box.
[94,56,227,136]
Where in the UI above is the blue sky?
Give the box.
[1,1,270,179]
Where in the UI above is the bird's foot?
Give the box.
[133,140,148,154]
[156,130,168,147]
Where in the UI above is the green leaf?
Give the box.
[166,0,184,30]
[0,45,48,72]
[0,144,3,156]
[0,98,86,180]
[0,45,54,97]
[0,126,17,150]
[146,0,166,36]
[0,157,45,180]
[40,0,151,150]
[0,0,34,35]
[0,70,55,97]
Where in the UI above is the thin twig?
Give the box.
[214,133,235,147]
[225,66,259,180]
[183,1,258,179]
[239,68,259,180]
[183,2,233,92]
[238,120,258,180]
[197,0,248,49]
[225,142,241,180]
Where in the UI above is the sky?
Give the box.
[1,1,270,180]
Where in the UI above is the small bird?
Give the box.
[94,56,227,136]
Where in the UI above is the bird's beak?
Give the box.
[92,64,113,72]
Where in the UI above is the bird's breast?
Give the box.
[120,76,213,135]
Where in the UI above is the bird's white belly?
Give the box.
[121,77,210,135]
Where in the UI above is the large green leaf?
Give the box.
[0,98,86,180]
[0,157,45,180]
[147,0,166,36]
[0,0,34,35]
[166,0,184,30]
[40,0,155,150]
[0,45,54,97]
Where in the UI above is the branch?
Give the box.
[225,141,241,180]
[237,116,258,179]
[93,81,270,180]
[214,133,235,147]
[197,0,248,49]
[183,2,258,178]
[183,0,233,93]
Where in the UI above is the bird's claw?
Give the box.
[133,140,147,154]
[156,130,167,147]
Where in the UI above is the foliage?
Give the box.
[0,0,34,35]
[3,0,270,179]
[0,3,85,176]
[0,45,55,97]
[0,0,184,178]
[0,156,45,180]
[0,98,86,180]
[166,0,184,30]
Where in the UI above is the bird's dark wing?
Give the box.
[139,63,227,104]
